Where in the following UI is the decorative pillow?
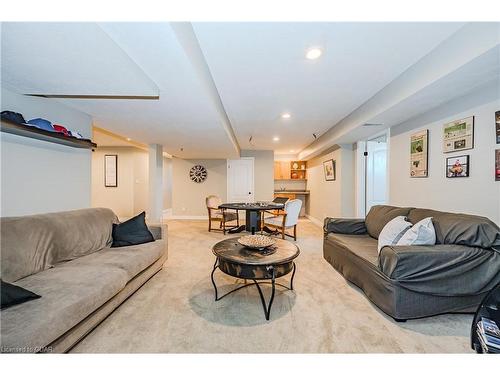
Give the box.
[377,216,412,253]
[1,279,41,310]
[111,211,154,247]
[365,205,413,239]
[396,217,436,246]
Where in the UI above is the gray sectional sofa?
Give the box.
[323,205,500,321]
[0,208,167,353]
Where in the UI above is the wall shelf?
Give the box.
[1,119,97,150]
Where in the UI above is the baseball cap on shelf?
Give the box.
[69,130,84,139]
[27,118,55,132]
[1,110,27,125]
[53,124,70,136]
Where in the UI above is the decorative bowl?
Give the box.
[238,235,275,250]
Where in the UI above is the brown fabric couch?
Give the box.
[0,208,168,353]
[323,205,500,321]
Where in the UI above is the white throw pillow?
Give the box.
[396,217,436,246]
[377,216,412,253]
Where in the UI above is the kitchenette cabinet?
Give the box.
[274,160,306,180]
[274,160,308,216]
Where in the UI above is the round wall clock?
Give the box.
[189,165,207,183]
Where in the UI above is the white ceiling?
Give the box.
[3,22,496,159]
[1,22,158,96]
[1,22,238,158]
[92,128,141,148]
[193,22,464,153]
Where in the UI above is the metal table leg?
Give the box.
[253,266,276,320]
[210,261,297,320]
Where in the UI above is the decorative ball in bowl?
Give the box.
[238,235,275,250]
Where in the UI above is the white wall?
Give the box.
[1,88,92,216]
[163,157,173,210]
[274,179,307,192]
[170,151,274,217]
[241,149,274,201]
[306,145,355,225]
[91,146,149,219]
[171,158,227,217]
[389,96,500,224]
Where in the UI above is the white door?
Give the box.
[227,158,254,203]
[365,137,387,212]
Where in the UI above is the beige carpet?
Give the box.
[71,219,472,353]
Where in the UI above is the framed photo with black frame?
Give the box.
[104,154,118,187]
[323,159,336,181]
[496,149,500,181]
[446,154,470,178]
[495,111,500,144]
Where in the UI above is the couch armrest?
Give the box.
[379,244,491,279]
[323,218,367,235]
[378,244,500,295]
[148,223,168,241]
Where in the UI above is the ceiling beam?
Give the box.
[169,22,241,157]
[93,125,172,158]
[298,22,500,160]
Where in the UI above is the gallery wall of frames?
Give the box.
[410,111,500,181]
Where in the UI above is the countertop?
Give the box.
[274,190,310,195]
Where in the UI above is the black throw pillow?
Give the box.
[111,211,155,247]
[1,279,41,310]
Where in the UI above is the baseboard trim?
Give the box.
[167,215,208,220]
[306,214,323,228]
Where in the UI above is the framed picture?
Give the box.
[104,154,118,187]
[323,159,336,181]
[495,111,500,144]
[443,116,474,153]
[496,150,500,181]
[446,155,469,178]
[410,129,428,178]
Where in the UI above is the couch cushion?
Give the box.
[325,233,379,266]
[365,205,413,239]
[0,264,128,352]
[407,208,500,248]
[58,240,166,280]
[0,208,118,282]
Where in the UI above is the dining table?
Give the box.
[218,202,284,234]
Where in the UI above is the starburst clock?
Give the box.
[189,165,207,183]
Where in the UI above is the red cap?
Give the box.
[52,124,70,136]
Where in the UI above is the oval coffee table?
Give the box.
[211,237,299,320]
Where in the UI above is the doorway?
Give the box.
[227,157,255,203]
[365,134,388,213]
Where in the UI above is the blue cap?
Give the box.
[27,118,55,132]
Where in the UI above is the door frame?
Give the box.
[356,129,390,217]
[226,157,255,202]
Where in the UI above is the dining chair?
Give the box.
[262,196,289,221]
[206,195,239,234]
[262,199,302,240]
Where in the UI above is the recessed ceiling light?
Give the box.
[273,136,280,142]
[306,47,323,60]
[281,113,291,119]
[289,149,295,153]
[126,137,132,141]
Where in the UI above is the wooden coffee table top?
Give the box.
[212,237,299,266]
